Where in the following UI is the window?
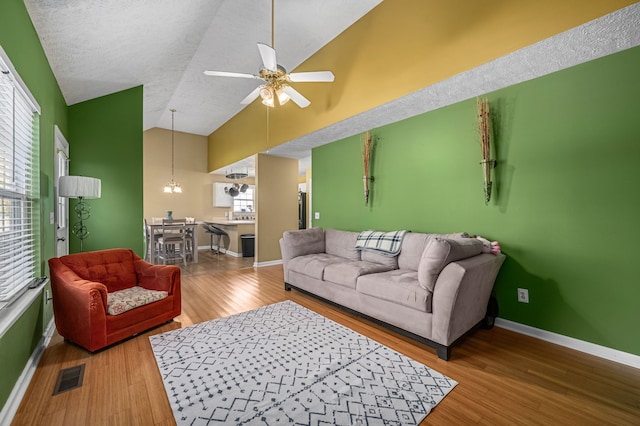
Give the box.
[233,185,254,213]
[0,48,41,309]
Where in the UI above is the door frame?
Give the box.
[54,125,69,257]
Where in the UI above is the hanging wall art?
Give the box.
[477,97,496,205]
[362,131,375,205]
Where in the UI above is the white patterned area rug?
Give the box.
[149,301,457,425]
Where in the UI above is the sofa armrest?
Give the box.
[279,238,290,282]
[134,259,181,294]
[431,253,505,346]
[280,227,325,283]
[48,258,109,350]
[281,227,325,259]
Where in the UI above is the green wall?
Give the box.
[0,0,144,413]
[313,45,640,356]
[0,0,66,411]
[68,86,145,256]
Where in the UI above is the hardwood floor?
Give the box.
[12,252,640,425]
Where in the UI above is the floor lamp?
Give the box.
[58,175,102,252]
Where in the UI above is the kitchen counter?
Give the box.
[206,220,255,225]
[204,219,255,256]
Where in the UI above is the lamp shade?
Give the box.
[58,175,101,199]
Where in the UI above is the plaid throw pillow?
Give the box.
[355,230,407,256]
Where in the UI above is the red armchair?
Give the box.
[48,248,181,351]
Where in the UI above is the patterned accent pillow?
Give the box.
[356,230,407,256]
[107,286,168,315]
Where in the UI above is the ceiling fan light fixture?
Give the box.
[276,87,290,105]
[260,86,275,107]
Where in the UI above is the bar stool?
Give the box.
[202,223,228,255]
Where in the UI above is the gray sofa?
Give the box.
[279,227,505,360]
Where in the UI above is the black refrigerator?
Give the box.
[298,192,306,229]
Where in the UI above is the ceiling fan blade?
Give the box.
[257,43,278,72]
[240,86,262,105]
[204,70,259,79]
[282,86,310,108]
[288,71,335,83]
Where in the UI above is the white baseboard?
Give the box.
[495,318,640,369]
[254,259,283,268]
[0,318,55,426]
[197,245,241,257]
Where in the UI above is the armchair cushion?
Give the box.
[57,249,139,292]
[107,286,168,315]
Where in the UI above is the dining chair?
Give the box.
[144,219,152,261]
[157,218,187,266]
[184,217,195,261]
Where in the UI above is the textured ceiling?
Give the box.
[24,0,382,135]
[23,2,640,176]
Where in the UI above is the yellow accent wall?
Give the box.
[208,0,636,171]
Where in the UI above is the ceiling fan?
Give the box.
[203,2,334,108]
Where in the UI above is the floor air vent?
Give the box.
[52,364,85,395]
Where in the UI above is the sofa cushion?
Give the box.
[418,237,483,291]
[287,253,346,280]
[107,286,168,315]
[325,229,360,261]
[397,232,469,271]
[357,269,433,313]
[283,227,325,259]
[324,261,396,289]
[361,250,399,269]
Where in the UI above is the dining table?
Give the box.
[147,219,199,264]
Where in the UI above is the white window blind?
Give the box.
[0,51,40,307]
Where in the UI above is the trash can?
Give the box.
[240,234,255,257]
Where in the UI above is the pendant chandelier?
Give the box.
[163,108,182,193]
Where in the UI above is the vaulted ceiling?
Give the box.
[23,1,640,175]
[24,0,382,136]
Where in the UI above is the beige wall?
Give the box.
[256,154,298,263]
[143,127,248,247]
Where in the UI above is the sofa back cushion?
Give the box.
[397,233,430,270]
[325,229,360,261]
[361,250,399,268]
[417,238,483,291]
[283,227,325,259]
[59,248,139,292]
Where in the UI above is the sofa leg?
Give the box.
[436,345,451,360]
[284,283,291,291]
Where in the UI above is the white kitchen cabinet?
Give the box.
[213,182,233,207]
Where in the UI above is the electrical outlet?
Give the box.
[314,212,320,220]
[517,288,529,303]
